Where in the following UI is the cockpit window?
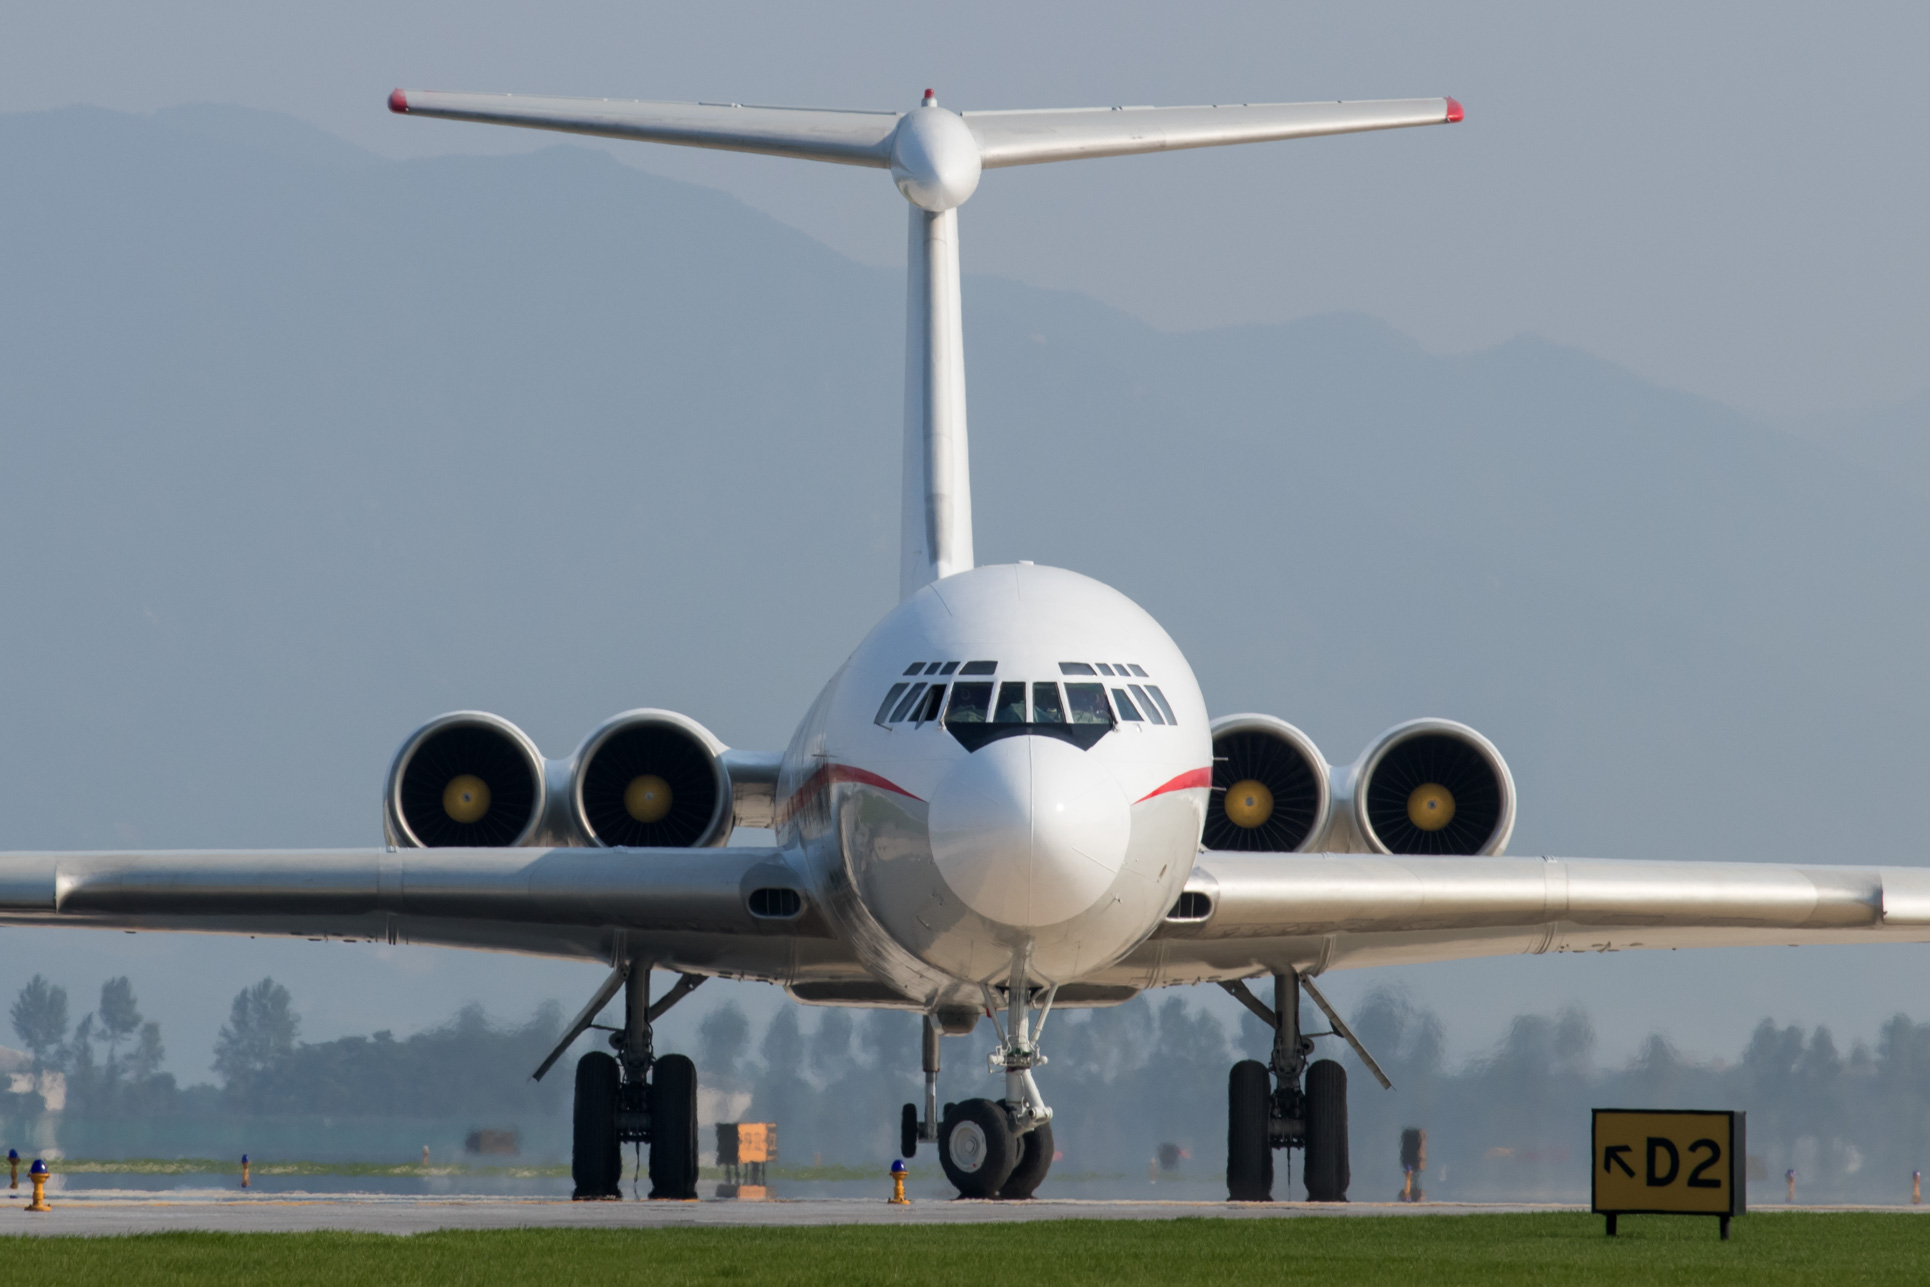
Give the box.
[1032,683,1067,723]
[1128,664,1148,677]
[875,683,910,726]
[945,683,993,725]
[904,663,926,676]
[1095,663,1116,676]
[993,682,1027,723]
[1144,685,1177,724]
[884,671,1160,737]
[1128,684,1164,725]
[890,683,928,722]
[918,685,947,722]
[1065,683,1113,726]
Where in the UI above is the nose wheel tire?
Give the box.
[1226,1059,1273,1201]
[1303,1058,1350,1202]
[901,1103,920,1158]
[647,1053,700,1200]
[997,1120,1054,1199]
[571,1052,623,1200]
[939,1098,1018,1198]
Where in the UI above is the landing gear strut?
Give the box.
[537,959,705,1200]
[912,969,1060,1200]
[1223,968,1369,1202]
[901,1015,944,1159]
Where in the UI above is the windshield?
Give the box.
[944,683,993,725]
[1064,683,1113,726]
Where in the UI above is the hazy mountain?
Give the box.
[1796,388,1930,501]
[3,104,1929,1081]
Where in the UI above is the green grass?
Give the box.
[2,1214,1926,1285]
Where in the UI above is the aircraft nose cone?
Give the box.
[928,736,1129,928]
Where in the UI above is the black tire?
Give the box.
[571,1051,622,1200]
[901,1103,920,1159]
[939,1098,1018,1198]
[1303,1058,1349,1202]
[647,1053,700,1200]
[997,1121,1054,1199]
[1227,1059,1273,1201]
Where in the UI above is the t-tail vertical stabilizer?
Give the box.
[390,87,1463,597]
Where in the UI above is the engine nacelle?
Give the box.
[1204,714,1516,856]
[1345,718,1515,856]
[569,709,734,849]
[1205,715,1332,853]
[387,708,761,849]
[385,711,548,848]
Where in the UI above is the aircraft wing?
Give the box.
[1131,852,1930,984]
[0,846,850,982]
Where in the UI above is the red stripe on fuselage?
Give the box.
[827,764,920,798]
[1135,767,1212,803]
[774,763,922,828]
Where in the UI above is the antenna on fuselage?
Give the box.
[388,85,1463,599]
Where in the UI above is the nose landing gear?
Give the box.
[907,975,1060,1199]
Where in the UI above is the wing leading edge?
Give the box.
[0,847,846,982]
[1132,852,1930,984]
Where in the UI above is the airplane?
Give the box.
[4,83,1927,1206]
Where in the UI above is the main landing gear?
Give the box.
[535,960,707,1200]
[902,977,1058,1200]
[1221,967,1391,1203]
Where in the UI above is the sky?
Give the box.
[1,1,1928,1087]
[3,0,1926,420]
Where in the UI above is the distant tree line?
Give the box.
[3,974,567,1120]
[8,968,1930,1202]
[698,989,1930,1201]
[6,974,176,1115]
[1340,989,1930,1203]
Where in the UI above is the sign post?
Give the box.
[1592,1109,1745,1240]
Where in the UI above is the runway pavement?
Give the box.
[0,1189,1586,1235]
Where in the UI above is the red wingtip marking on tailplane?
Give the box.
[1444,97,1464,123]
[389,89,410,114]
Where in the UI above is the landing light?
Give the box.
[443,774,491,824]
[1407,783,1455,831]
[1224,779,1275,829]
[625,774,674,823]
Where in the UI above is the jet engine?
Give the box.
[570,710,733,849]
[1349,718,1515,856]
[1204,715,1331,853]
[385,712,547,848]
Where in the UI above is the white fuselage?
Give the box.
[774,563,1211,1005]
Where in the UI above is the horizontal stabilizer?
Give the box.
[964,97,1462,168]
[389,89,899,167]
[389,90,1460,171]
